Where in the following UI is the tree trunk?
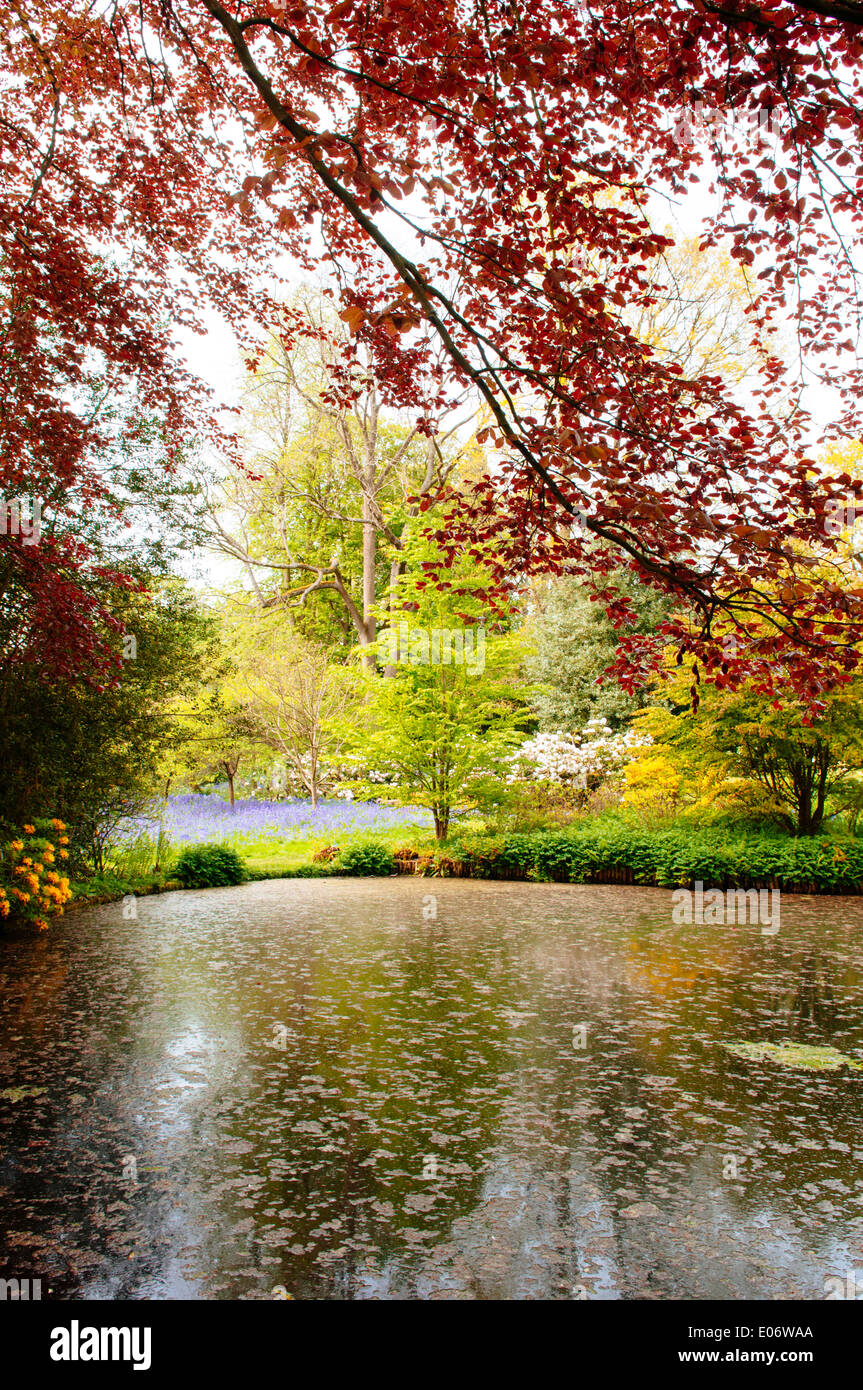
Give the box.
[154,774,172,873]
[433,809,449,840]
[362,486,376,673]
[384,556,403,678]
[798,801,824,835]
[794,743,829,835]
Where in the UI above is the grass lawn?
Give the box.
[240,823,439,877]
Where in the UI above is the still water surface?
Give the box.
[1,878,862,1300]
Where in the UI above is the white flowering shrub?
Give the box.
[509,718,652,791]
[329,756,402,801]
[237,756,399,802]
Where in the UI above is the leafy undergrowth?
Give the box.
[423,825,863,893]
[278,824,863,893]
[222,823,863,892]
[68,872,176,909]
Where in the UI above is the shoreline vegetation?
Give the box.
[65,818,863,911]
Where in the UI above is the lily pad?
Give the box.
[721,1041,863,1072]
[0,1086,48,1102]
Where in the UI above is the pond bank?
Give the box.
[281,824,863,894]
[59,823,863,916]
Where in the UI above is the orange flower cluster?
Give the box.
[1,818,72,931]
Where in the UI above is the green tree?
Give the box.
[525,573,671,732]
[638,666,863,837]
[0,580,218,867]
[167,650,262,810]
[337,540,530,838]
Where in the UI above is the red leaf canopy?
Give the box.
[3,0,863,698]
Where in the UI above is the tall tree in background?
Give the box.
[201,304,471,668]
[527,574,672,732]
[237,622,359,805]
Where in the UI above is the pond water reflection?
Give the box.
[1,878,862,1300]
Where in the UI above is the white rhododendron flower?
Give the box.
[509,721,652,785]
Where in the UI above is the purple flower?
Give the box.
[127,795,432,847]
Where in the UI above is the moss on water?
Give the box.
[721,1041,863,1071]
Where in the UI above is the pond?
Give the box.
[1,879,862,1300]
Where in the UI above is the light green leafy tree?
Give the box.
[637,662,863,836]
[232,608,360,807]
[336,538,531,838]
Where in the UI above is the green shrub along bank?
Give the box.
[289,841,398,878]
[290,826,863,893]
[442,827,863,892]
[335,842,397,877]
[173,844,248,889]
